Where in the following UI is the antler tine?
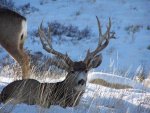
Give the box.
[84,17,114,64]
[39,22,49,48]
[96,16,102,38]
[47,26,52,47]
[38,21,73,66]
[98,17,111,46]
[106,18,116,40]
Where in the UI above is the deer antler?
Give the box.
[38,22,73,66]
[84,17,115,65]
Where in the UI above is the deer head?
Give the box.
[38,16,115,99]
[0,8,30,79]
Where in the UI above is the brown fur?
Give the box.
[0,8,30,79]
[0,77,84,108]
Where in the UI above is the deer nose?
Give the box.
[78,79,86,85]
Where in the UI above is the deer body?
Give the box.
[0,72,85,108]
[0,8,30,79]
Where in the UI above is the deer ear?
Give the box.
[87,54,102,69]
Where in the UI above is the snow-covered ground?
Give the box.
[0,71,150,113]
[0,0,150,113]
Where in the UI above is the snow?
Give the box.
[0,0,150,113]
[0,72,150,113]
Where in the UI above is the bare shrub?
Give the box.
[87,0,96,3]
[31,21,91,42]
[125,25,142,42]
[0,0,15,9]
[48,21,91,40]
[75,10,81,16]
[40,0,57,5]
[18,3,39,15]
[147,45,150,50]
[147,25,150,30]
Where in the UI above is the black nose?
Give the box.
[78,79,86,85]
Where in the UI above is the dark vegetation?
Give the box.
[0,0,15,9]
[0,0,39,15]
[32,21,91,43]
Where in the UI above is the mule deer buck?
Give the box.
[0,17,115,108]
[0,8,30,79]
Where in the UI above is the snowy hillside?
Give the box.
[0,0,150,113]
[12,0,150,76]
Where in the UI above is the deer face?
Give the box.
[65,56,102,92]
[66,61,88,91]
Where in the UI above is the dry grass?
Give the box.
[90,78,132,89]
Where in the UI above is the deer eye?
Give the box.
[21,34,24,40]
